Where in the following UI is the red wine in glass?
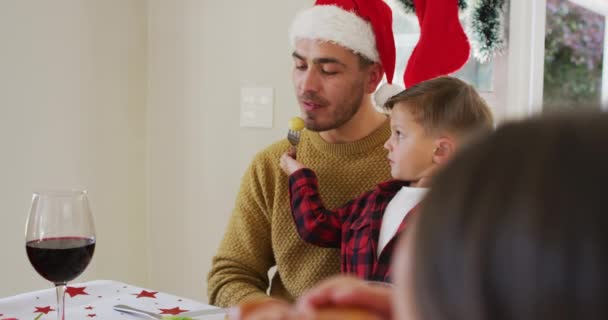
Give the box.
[26,237,95,284]
[25,191,95,320]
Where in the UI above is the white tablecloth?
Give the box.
[0,280,225,320]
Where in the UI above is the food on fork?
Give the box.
[288,116,305,131]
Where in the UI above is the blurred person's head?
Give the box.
[383,76,493,184]
[394,112,608,320]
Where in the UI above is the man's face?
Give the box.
[292,39,372,132]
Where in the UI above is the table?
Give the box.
[0,280,226,320]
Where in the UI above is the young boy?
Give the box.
[279,76,494,282]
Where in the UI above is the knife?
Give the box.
[180,306,232,318]
[114,304,232,319]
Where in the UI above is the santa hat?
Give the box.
[289,0,403,107]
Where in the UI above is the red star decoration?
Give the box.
[85,306,94,310]
[65,286,89,298]
[159,307,189,315]
[34,306,55,314]
[2,318,18,320]
[132,290,158,298]
[87,314,96,318]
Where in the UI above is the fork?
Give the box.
[287,129,301,160]
[287,129,301,147]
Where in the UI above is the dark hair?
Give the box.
[357,54,375,69]
[384,76,494,136]
[412,112,608,320]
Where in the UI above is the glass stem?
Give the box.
[55,283,66,320]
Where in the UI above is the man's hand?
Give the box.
[280,148,305,175]
[295,276,393,319]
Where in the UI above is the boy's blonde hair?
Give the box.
[384,76,494,135]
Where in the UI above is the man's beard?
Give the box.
[303,81,365,132]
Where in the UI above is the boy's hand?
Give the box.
[280,149,305,175]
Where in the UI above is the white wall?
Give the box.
[0,0,315,302]
[0,0,148,296]
[146,0,307,302]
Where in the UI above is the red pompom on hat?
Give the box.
[289,0,403,107]
[403,0,471,87]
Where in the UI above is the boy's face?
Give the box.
[384,104,436,182]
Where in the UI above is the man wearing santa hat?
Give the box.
[207,0,470,311]
[208,0,396,308]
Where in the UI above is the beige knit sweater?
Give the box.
[207,120,392,307]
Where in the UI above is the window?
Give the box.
[543,0,606,111]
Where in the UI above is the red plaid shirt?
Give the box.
[289,168,417,282]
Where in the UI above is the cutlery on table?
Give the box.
[113,304,231,319]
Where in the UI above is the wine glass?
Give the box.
[25,190,96,320]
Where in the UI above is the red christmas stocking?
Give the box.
[403,0,470,87]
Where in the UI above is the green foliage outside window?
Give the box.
[544,0,605,110]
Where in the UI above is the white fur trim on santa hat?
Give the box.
[374,82,404,108]
[289,5,379,63]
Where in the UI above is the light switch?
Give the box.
[240,87,274,128]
